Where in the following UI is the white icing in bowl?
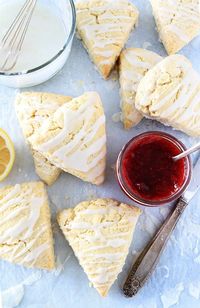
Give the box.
[0,0,76,87]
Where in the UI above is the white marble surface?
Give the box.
[0,0,200,307]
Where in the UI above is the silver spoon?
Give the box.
[173,141,200,161]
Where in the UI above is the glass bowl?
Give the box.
[0,0,76,88]
[116,131,192,207]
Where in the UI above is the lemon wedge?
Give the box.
[0,128,15,181]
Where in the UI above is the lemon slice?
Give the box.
[0,128,15,181]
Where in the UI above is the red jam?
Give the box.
[120,134,187,202]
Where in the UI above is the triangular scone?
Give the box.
[119,48,162,129]
[135,54,200,137]
[29,92,106,185]
[76,0,139,79]
[57,199,141,297]
[150,0,200,55]
[15,92,72,185]
[0,182,55,270]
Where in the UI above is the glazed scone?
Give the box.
[150,0,200,54]
[29,92,106,185]
[135,54,200,137]
[0,182,55,270]
[76,0,139,79]
[15,92,72,185]
[31,149,61,186]
[57,199,141,297]
[119,48,162,129]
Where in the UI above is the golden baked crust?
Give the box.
[150,0,200,54]
[0,182,55,270]
[119,48,162,129]
[135,54,200,136]
[31,149,61,186]
[57,198,141,297]
[76,0,139,78]
[15,92,72,185]
[29,92,106,185]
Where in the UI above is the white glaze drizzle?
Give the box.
[0,184,51,266]
[166,24,190,42]
[79,208,109,215]
[76,0,135,13]
[121,69,143,81]
[137,56,200,135]
[78,251,125,260]
[13,226,48,260]
[148,68,200,128]
[155,0,200,44]
[0,197,43,242]
[82,238,128,252]
[76,0,138,66]
[120,49,162,124]
[0,184,21,208]
[35,92,106,181]
[158,0,199,22]
[124,51,153,69]
[82,23,129,39]
[163,71,200,118]
[61,201,140,288]
[22,243,50,264]
[93,49,114,58]
[91,269,115,284]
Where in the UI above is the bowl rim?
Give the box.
[116,131,192,207]
[0,0,76,76]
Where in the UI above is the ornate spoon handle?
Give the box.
[123,197,188,297]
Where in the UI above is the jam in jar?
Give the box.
[116,132,191,206]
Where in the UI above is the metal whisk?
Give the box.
[0,0,37,72]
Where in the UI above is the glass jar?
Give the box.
[116,131,192,207]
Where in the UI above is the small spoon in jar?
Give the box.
[173,141,200,161]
